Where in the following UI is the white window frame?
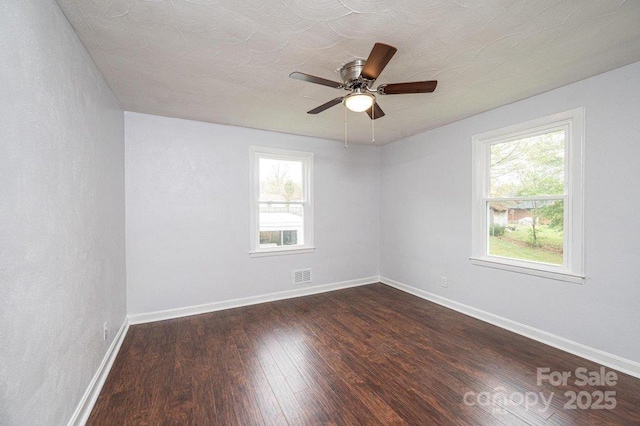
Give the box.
[471,108,585,283]
[249,146,314,257]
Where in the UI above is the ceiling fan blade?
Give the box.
[366,102,385,120]
[289,72,343,89]
[360,43,397,81]
[307,97,345,114]
[378,80,438,95]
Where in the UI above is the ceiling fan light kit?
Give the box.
[289,42,438,145]
[344,91,374,112]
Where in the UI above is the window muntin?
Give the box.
[250,147,313,255]
[471,109,584,283]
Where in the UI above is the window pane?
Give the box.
[259,203,304,248]
[259,158,303,202]
[487,200,564,265]
[490,130,565,198]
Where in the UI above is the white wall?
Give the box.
[125,113,380,314]
[0,2,126,425]
[380,61,640,363]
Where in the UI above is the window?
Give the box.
[471,108,584,283]
[250,147,314,256]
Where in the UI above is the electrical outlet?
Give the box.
[103,322,108,342]
[441,276,448,288]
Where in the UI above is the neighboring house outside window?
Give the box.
[250,146,314,256]
[471,108,584,283]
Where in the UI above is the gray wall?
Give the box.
[0,1,126,425]
[380,61,640,363]
[125,112,380,314]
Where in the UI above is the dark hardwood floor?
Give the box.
[88,284,640,425]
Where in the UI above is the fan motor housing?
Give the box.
[340,59,371,90]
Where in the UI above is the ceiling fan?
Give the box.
[289,43,437,120]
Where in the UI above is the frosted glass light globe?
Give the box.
[344,93,374,112]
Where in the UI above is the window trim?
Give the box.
[249,146,314,257]
[470,108,585,283]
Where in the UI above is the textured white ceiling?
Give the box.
[56,0,640,144]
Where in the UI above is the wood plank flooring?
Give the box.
[88,284,640,425]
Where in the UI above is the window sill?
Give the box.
[470,257,585,284]
[250,247,315,258]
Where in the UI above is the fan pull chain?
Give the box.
[344,105,348,149]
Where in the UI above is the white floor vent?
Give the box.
[293,268,312,285]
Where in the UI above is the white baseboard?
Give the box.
[380,276,640,379]
[68,317,130,426]
[128,276,378,325]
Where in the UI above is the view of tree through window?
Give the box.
[259,159,303,202]
[258,158,305,248]
[487,130,565,265]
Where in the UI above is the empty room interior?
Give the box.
[3,1,640,425]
